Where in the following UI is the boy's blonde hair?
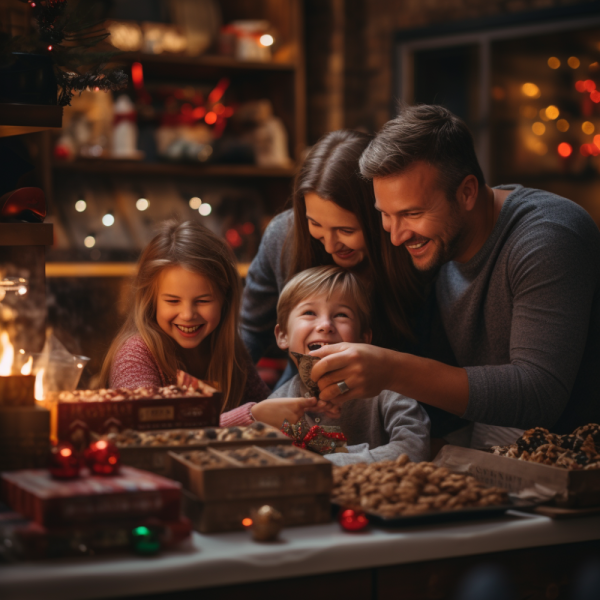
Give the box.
[95,219,248,412]
[277,266,371,335]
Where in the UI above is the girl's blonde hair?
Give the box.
[277,266,371,336]
[95,220,247,411]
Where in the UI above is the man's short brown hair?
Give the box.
[359,104,485,201]
[276,266,371,336]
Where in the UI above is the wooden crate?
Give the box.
[182,489,331,533]
[170,445,333,502]
[99,425,292,477]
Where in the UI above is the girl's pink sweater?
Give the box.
[109,336,272,427]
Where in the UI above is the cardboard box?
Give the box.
[434,445,600,508]
[54,394,221,449]
[170,446,332,502]
[182,489,331,533]
[1,466,182,527]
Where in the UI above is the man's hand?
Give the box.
[251,396,328,429]
[309,343,395,404]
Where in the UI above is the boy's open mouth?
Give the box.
[175,324,202,334]
[307,342,329,351]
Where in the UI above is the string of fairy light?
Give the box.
[519,54,600,159]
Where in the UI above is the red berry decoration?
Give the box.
[85,440,121,476]
[338,508,369,532]
[49,442,81,479]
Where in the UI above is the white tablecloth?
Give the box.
[1,510,600,600]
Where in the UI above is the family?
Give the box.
[96,104,600,465]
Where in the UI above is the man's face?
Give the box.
[373,162,465,273]
[275,290,370,357]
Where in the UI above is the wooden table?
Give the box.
[1,510,599,600]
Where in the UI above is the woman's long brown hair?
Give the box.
[286,130,422,348]
[95,220,248,411]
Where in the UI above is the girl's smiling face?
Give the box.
[305,193,367,268]
[156,265,223,349]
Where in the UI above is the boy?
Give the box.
[269,265,430,465]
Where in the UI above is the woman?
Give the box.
[241,130,423,383]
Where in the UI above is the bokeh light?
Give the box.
[189,197,202,209]
[591,90,600,103]
[557,143,572,158]
[522,83,540,98]
[545,105,560,120]
[556,119,570,132]
[582,121,595,135]
[532,122,546,135]
[259,34,274,47]
[102,214,115,227]
[584,80,597,92]
[84,236,96,248]
[205,112,217,125]
[75,200,87,212]
[547,57,561,69]
[136,198,149,211]
[575,80,586,93]
[199,203,212,216]
[568,56,581,69]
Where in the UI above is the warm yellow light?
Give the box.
[35,368,45,401]
[545,105,560,120]
[547,57,561,69]
[568,56,580,69]
[189,197,202,210]
[242,517,253,527]
[136,198,149,211]
[21,356,33,376]
[522,83,540,98]
[532,122,546,135]
[259,34,274,47]
[0,331,14,376]
[582,121,595,134]
[556,119,570,132]
[75,200,87,212]
[84,236,96,248]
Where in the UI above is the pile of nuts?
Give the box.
[220,447,278,466]
[181,450,234,469]
[57,385,212,402]
[332,454,508,518]
[103,423,283,447]
[491,424,600,470]
[264,445,317,464]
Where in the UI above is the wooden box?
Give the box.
[169,445,333,502]
[0,406,50,471]
[98,424,291,477]
[182,489,331,533]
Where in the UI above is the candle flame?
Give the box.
[21,356,33,375]
[35,368,45,401]
[0,331,14,375]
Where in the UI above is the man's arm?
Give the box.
[312,224,598,429]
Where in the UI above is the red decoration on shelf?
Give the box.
[49,442,81,479]
[338,508,369,532]
[85,440,121,476]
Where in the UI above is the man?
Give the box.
[310,104,600,435]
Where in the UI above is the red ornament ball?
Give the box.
[338,508,369,532]
[85,440,121,476]
[49,442,81,479]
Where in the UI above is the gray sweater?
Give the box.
[438,185,600,433]
[269,375,431,466]
[241,210,293,363]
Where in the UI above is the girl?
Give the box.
[96,220,320,427]
[241,130,423,377]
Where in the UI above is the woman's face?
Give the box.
[304,193,367,268]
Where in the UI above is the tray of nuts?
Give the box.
[435,425,600,508]
[169,444,332,502]
[332,455,524,527]
[93,423,291,476]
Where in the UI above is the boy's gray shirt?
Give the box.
[437,185,600,433]
[269,375,430,466]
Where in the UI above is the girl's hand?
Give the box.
[251,397,324,429]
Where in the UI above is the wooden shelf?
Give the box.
[118,52,297,75]
[0,104,63,138]
[0,223,54,246]
[52,160,297,178]
[46,261,250,278]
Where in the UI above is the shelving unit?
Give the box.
[0,104,63,138]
